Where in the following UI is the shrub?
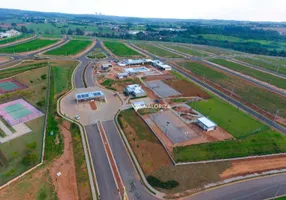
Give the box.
[41,74,47,80]
[22,153,38,166]
[147,176,179,189]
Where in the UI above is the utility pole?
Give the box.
[274,109,280,121]
[230,86,235,98]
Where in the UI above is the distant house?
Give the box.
[0,29,21,38]
[101,63,112,70]
[124,84,146,98]
[197,117,217,132]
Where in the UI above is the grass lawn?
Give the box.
[134,42,182,58]
[174,130,286,162]
[235,56,286,75]
[209,59,286,90]
[44,40,92,56]
[0,39,58,53]
[0,34,30,45]
[103,41,140,57]
[178,61,286,118]
[87,48,106,59]
[162,44,207,57]
[189,98,267,138]
[45,60,79,161]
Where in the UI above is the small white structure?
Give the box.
[117,72,129,79]
[132,101,146,111]
[102,63,112,70]
[118,59,153,67]
[125,84,146,98]
[152,60,172,71]
[197,117,217,132]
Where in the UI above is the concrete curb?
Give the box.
[57,61,100,200]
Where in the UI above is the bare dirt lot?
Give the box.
[220,155,286,179]
[49,124,79,200]
[0,57,9,63]
[164,78,210,99]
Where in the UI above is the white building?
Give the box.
[124,84,146,98]
[75,91,106,103]
[102,63,112,70]
[117,72,129,79]
[152,60,172,71]
[0,29,21,38]
[117,59,172,71]
[197,117,217,132]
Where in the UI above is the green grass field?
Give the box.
[209,59,286,90]
[87,48,106,59]
[161,44,207,57]
[178,61,286,118]
[235,57,286,75]
[256,56,286,66]
[0,39,58,53]
[133,42,183,58]
[190,98,267,138]
[103,41,140,57]
[0,34,31,45]
[44,40,92,56]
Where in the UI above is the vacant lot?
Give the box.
[0,39,58,53]
[118,108,232,194]
[235,57,286,75]
[161,44,207,57]
[133,42,183,58]
[209,59,286,90]
[177,61,286,118]
[163,72,210,99]
[103,41,140,57]
[44,40,92,56]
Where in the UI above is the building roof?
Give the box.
[125,84,145,94]
[197,117,217,128]
[124,67,149,74]
[102,63,111,68]
[117,72,129,76]
[76,91,104,100]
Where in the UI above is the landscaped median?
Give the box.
[0,39,59,53]
[44,40,93,56]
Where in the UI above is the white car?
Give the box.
[75,115,80,120]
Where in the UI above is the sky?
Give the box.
[1,0,286,22]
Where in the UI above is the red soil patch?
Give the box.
[173,106,197,114]
[0,57,9,63]
[49,125,79,200]
[164,78,210,99]
[143,74,175,81]
[89,101,97,110]
[220,155,286,180]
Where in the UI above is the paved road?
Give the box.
[102,120,158,200]
[85,124,120,200]
[190,173,286,200]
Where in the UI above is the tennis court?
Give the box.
[0,82,20,91]
[0,99,43,126]
[3,103,32,119]
[0,78,27,94]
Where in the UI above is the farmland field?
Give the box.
[103,41,140,57]
[209,59,286,90]
[0,34,31,45]
[161,44,208,57]
[0,39,58,53]
[133,42,183,58]
[44,40,92,56]
[177,61,286,118]
[235,56,286,75]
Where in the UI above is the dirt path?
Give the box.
[49,124,79,200]
[0,56,10,63]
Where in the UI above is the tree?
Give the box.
[11,23,17,27]
[67,28,74,35]
[22,153,38,166]
[20,26,28,33]
[60,29,66,34]
[75,28,84,35]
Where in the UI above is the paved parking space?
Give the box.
[145,80,181,97]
